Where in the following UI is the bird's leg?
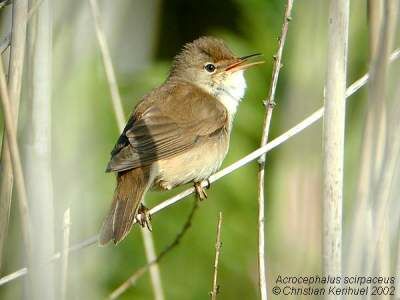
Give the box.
[194,179,210,201]
[136,204,152,231]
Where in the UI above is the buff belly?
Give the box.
[151,133,229,190]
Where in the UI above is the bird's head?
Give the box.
[169,36,264,101]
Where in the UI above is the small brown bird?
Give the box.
[99,36,263,245]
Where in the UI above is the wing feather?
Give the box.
[106,83,227,172]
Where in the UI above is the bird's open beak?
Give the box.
[225,53,264,72]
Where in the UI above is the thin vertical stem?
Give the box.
[0,0,29,272]
[142,230,165,300]
[322,1,349,296]
[210,212,223,300]
[60,208,71,300]
[257,1,293,299]
[87,1,164,298]
[87,0,125,131]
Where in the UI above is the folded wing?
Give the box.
[106,84,228,172]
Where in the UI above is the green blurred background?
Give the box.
[1,0,399,299]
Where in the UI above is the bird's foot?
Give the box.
[194,179,210,201]
[136,204,152,231]
[158,180,172,191]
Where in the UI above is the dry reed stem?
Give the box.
[1,48,400,287]
[210,212,223,300]
[0,56,32,276]
[322,1,349,290]
[0,0,29,272]
[256,1,293,299]
[27,0,57,297]
[87,1,164,298]
[88,0,125,130]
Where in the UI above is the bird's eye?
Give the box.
[204,63,216,73]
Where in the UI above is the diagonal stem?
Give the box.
[0,0,29,272]
[0,53,32,281]
[108,200,198,299]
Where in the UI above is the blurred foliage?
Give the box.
[0,0,399,299]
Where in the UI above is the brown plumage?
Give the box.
[99,36,263,245]
[99,167,151,244]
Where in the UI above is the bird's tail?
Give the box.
[99,167,151,245]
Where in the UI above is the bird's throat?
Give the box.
[199,71,247,121]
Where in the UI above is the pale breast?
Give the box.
[152,130,229,190]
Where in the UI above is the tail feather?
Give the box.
[99,167,151,245]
